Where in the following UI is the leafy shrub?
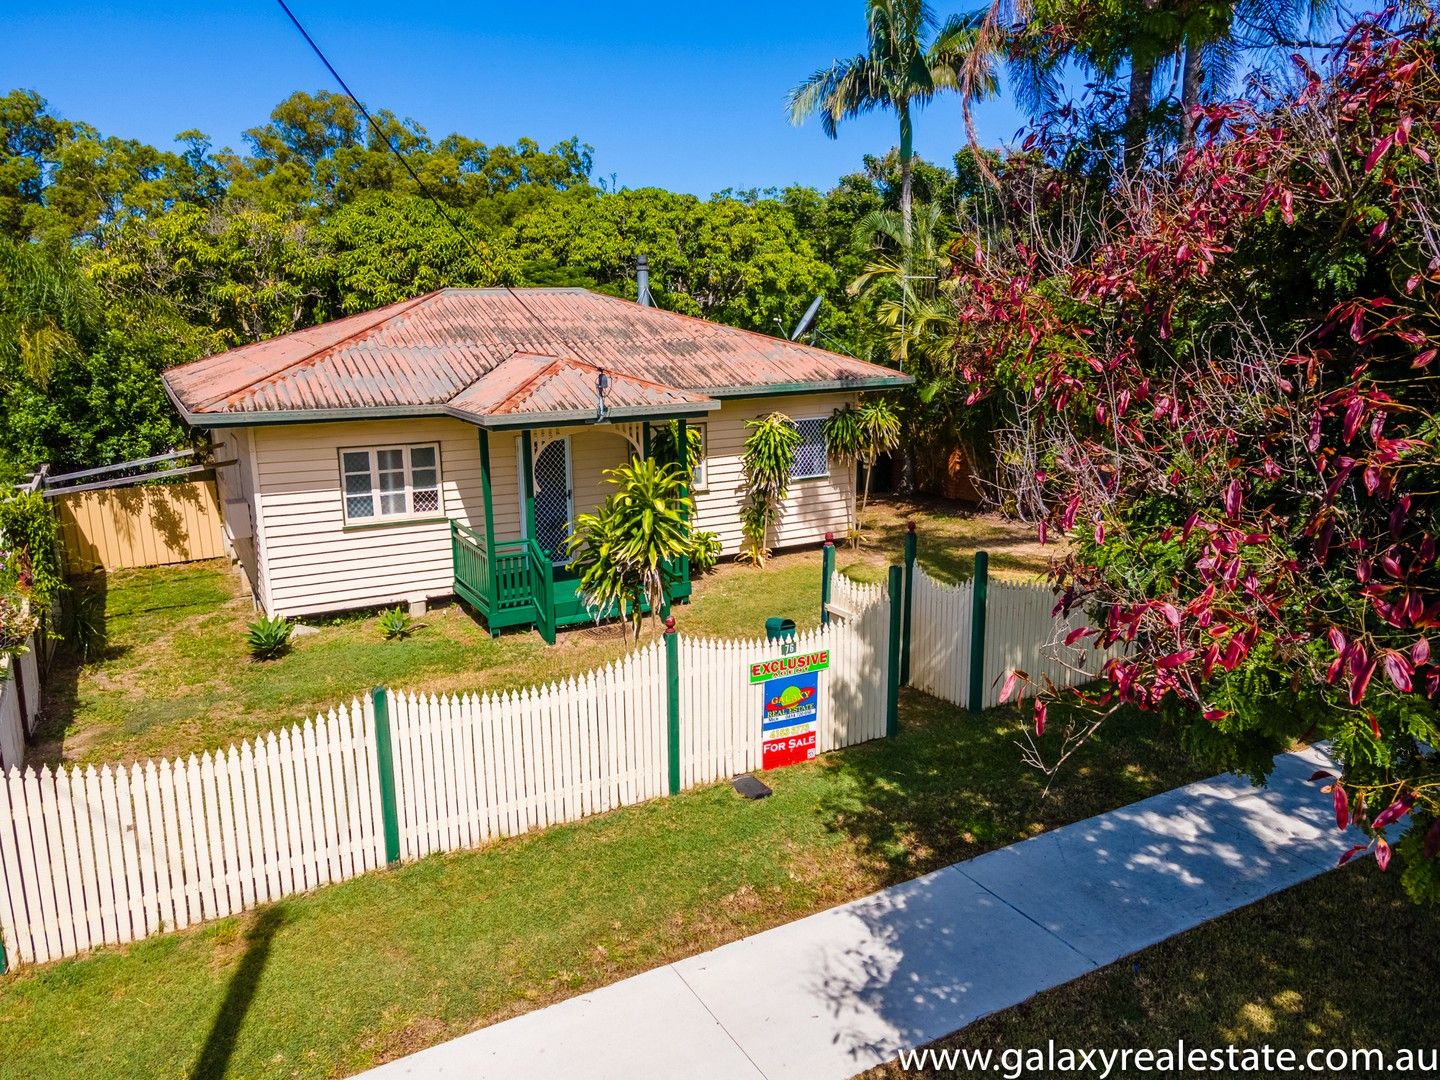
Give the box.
[61,586,105,662]
[690,531,723,574]
[739,413,801,565]
[378,606,413,640]
[955,10,1440,898]
[0,594,38,654]
[0,491,63,609]
[246,614,292,660]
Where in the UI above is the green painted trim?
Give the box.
[370,687,402,865]
[477,404,718,429]
[519,430,538,547]
[901,525,916,686]
[478,430,497,542]
[665,418,690,620]
[665,622,681,796]
[820,537,835,627]
[968,552,990,714]
[172,384,908,431]
[478,429,498,612]
[703,377,911,399]
[886,565,903,738]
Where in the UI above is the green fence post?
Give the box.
[886,564,902,738]
[968,551,990,714]
[900,521,916,686]
[370,686,402,865]
[820,531,835,627]
[664,616,681,795]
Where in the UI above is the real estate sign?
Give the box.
[748,649,830,684]
[759,669,820,770]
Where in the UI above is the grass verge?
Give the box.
[866,862,1440,1078]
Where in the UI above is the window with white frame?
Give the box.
[790,417,829,481]
[690,423,709,492]
[339,444,442,523]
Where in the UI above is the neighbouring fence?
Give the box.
[907,558,1126,711]
[0,595,892,970]
[54,480,226,575]
[0,633,42,772]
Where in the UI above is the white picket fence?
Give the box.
[0,601,891,970]
[828,570,887,620]
[908,571,977,708]
[908,566,1123,710]
[0,635,41,771]
[678,601,890,787]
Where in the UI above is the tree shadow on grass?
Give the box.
[189,906,286,1080]
[817,690,1206,890]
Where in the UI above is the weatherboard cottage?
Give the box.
[163,287,909,641]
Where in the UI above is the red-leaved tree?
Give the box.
[956,7,1440,900]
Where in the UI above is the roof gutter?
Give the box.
[702,375,912,399]
[466,400,720,430]
[163,377,908,430]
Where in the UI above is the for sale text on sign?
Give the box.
[760,670,820,770]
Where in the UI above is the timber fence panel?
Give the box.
[54,479,226,575]
[907,569,974,708]
[0,610,897,968]
[675,594,892,782]
[906,566,1125,710]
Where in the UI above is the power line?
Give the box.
[273,0,488,266]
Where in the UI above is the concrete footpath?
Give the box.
[357,746,1356,1080]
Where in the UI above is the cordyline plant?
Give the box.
[958,8,1440,901]
[739,412,802,566]
[565,458,700,639]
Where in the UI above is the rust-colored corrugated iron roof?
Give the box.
[163,288,909,428]
[449,353,716,424]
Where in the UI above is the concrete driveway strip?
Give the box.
[354,749,1353,1080]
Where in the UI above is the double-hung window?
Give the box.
[340,443,442,523]
[789,417,829,481]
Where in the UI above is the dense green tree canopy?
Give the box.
[0,86,941,473]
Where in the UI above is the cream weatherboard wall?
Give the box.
[249,418,486,617]
[691,393,857,555]
[239,392,858,618]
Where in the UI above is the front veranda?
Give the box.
[451,418,695,643]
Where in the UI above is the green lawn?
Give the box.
[0,696,1203,1080]
[867,863,1440,1078]
[37,497,1048,766]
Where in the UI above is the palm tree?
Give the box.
[986,0,1336,161]
[787,1,996,232]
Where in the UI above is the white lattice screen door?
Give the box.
[531,438,573,563]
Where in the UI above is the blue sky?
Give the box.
[9,0,1029,195]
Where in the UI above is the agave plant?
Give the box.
[378,606,413,640]
[246,614,292,660]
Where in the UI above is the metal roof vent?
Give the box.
[596,368,610,421]
[636,255,653,307]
